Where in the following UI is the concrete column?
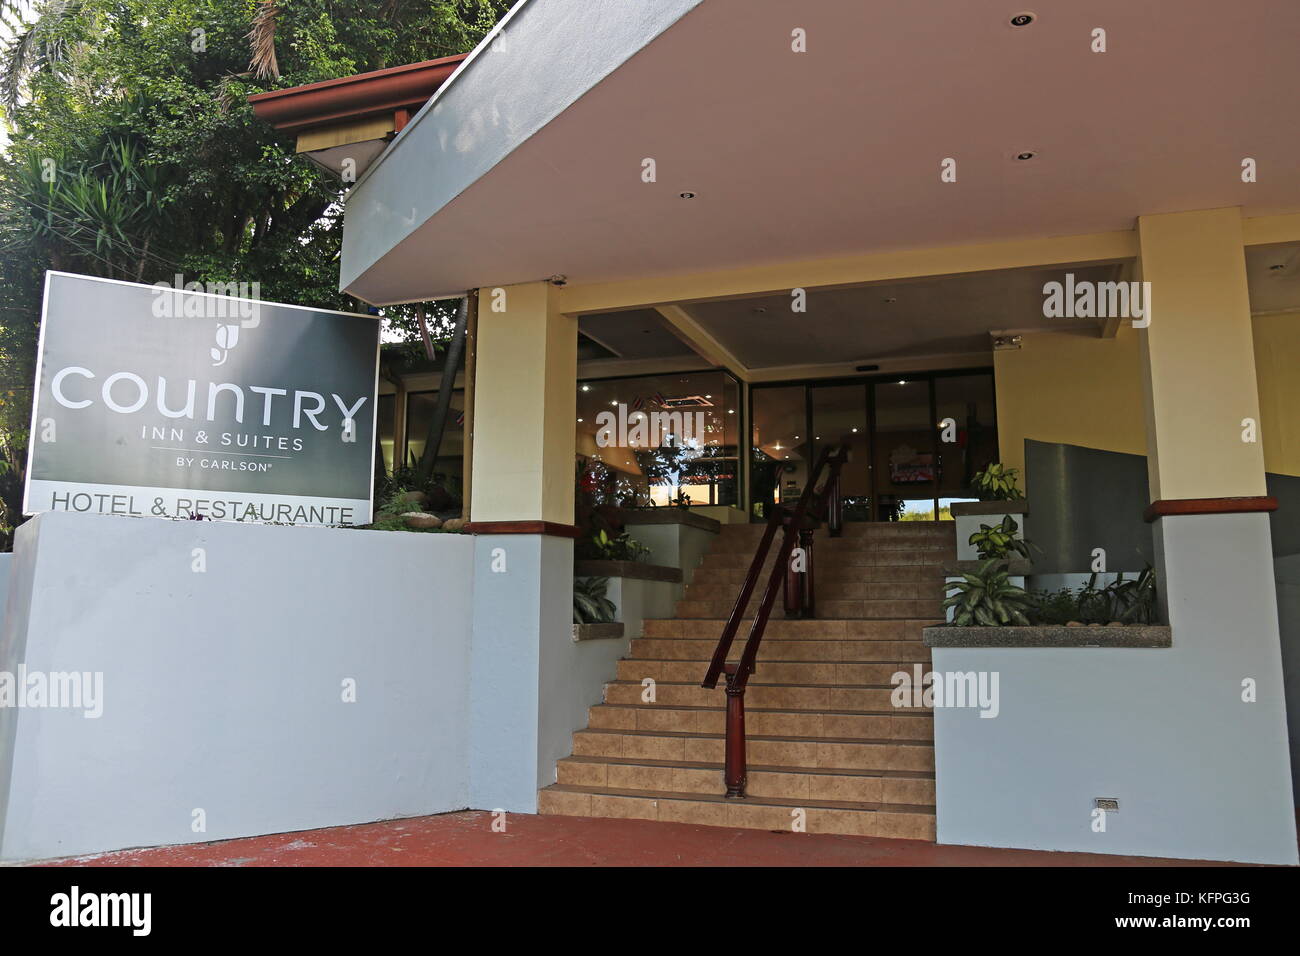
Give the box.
[469,281,577,524]
[1137,207,1266,501]
[466,281,579,812]
[1134,207,1295,860]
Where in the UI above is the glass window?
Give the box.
[405,389,466,498]
[376,394,396,473]
[749,385,806,520]
[576,371,740,513]
[934,373,999,520]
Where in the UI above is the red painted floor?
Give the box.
[38,811,1238,867]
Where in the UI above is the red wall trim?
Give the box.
[463,521,581,538]
[1143,496,1279,523]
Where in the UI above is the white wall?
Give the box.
[932,513,1297,865]
[0,512,474,861]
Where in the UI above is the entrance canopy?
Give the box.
[340,0,1300,306]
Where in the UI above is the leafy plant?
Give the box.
[1106,566,1158,624]
[967,515,1030,561]
[573,576,617,624]
[943,559,1032,626]
[1025,566,1159,625]
[971,463,1024,501]
[587,528,652,563]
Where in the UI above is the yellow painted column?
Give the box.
[469,281,577,524]
[1136,207,1266,500]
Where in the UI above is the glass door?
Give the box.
[810,383,870,522]
[749,385,807,520]
[871,378,938,520]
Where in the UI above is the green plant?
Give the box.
[971,463,1024,501]
[943,559,1032,626]
[1107,566,1158,624]
[573,576,617,624]
[1025,567,1159,625]
[588,528,652,563]
[967,515,1031,561]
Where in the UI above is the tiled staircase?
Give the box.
[539,521,953,839]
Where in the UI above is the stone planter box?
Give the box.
[572,622,625,642]
[923,625,1171,648]
[619,509,722,533]
[574,560,682,583]
[950,501,1030,517]
[942,559,1033,576]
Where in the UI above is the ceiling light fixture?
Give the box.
[1009,12,1035,27]
[580,384,590,391]
[1015,150,1037,161]
[679,191,697,200]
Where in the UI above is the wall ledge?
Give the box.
[942,559,1033,576]
[574,560,683,583]
[572,622,625,642]
[924,624,1170,648]
[950,501,1030,517]
[618,509,722,533]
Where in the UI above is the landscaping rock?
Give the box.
[399,490,429,507]
[402,512,442,529]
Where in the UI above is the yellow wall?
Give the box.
[994,327,1147,489]
[1253,310,1300,477]
[996,314,1300,488]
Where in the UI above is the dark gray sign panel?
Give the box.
[25,272,380,525]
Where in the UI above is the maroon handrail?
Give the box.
[701,445,847,798]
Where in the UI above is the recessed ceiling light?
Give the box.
[1015,150,1037,161]
[883,297,897,304]
[851,427,858,433]
[898,380,907,385]
[1009,12,1035,28]
[1269,263,1286,271]
[752,306,767,314]
[610,400,618,406]
[728,409,735,414]
[577,418,584,423]
[580,384,590,391]
[679,191,697,199]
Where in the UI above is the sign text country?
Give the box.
[25,273,380,525]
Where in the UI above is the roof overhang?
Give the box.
[249,55,467,178]
[339,0,1300,306]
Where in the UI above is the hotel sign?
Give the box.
[25,272,380,526]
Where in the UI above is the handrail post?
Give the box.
[722,664,747,798]
[800,527,816,617]
[783,515,802,618]
[827,468,843,537]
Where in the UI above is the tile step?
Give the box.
[537,784,936,839]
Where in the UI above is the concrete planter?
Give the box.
[572,621,625,642]
[949,500,1030,517]
[923,624,1171,648]
[574,560,682,583]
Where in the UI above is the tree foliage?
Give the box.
[0,0,508,545]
